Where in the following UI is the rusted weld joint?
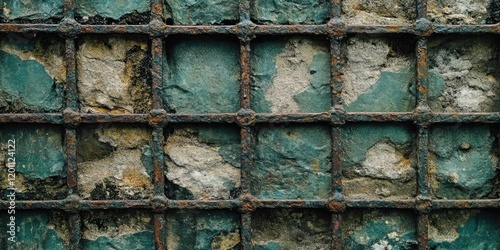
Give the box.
[148,18,167,38]
[415,18,434,37]
[63,108,81,128]
[330,106,346,125]
[151,195,168,212]
[149,109,167,127]
[327,17,346,38]
[327,199,346,213]
[58,18,80,38]
[236,21,256,42]
[237,109,256,126]
[416,198,432,214]
[413,106,431,127]
[63,194,80,214]
[239,194,257,213]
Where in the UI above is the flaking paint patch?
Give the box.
[77,35,151,113]
[429,210,478,243]
[265,38,328,113]
[343,36,414,109]
[428,0,490,24]
[164,128,240,200]
[342,0,416,25]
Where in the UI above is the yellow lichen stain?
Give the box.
[312,159,320,173]
[121,167,150,187]
[211,231,240,250]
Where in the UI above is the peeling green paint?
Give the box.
[1,0,63,21]
[252,125,331,199]
[163,36,240,113]
[251,0,329,24]
[0,125,65,179]
[251,37,331,113]
[75,0,149,20]
[0,211,69,249]
[430,210,500,249]
[429,125,498,199]
[165,0,239,25]
[343,210,416,250]
[166,210,240,250]
[0,51,63,112]
[346,67,416,112]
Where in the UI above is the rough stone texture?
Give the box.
[77,124,154,200]
[252,124,331,199]
[81,210,154,250]
[163,36,240,113]
[252,209,330,249]
[251,37,331,113]
[429,210,500,249]
[0,33,65,113]
[77,35,151,114]
[0,125,67,200]
[429,125,499,199]
[164,125,241,200]
[0,0,63,22]
[342,0,416,25]
[343,35,416,112]
[166,210,240,250]
[428,0,497,24]
[342,210,416,249]
[428,36,500,112]
[75,0,150,24]
[165,0,239,25]
[0,211,69,249]
[341,124,417,199]
[251,0,329,24]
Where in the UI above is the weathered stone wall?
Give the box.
[0,0,499,250]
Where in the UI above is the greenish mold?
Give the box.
[81,232,155,250]
[0,125,65,180]
[342,210,416,249]
[1,0,63,21]
[163,36,240,113]
[251,37,331,113]
[251,0,329,24]
[430,210,500,249]
[0,51,63,112]
[252,125,331,199]
[165,0,239,25]
[341,123,414,167]
[345,67,417,112]
[75,0,150,20]
[0,211,69,249]
[166,210,240,250]
[429,125,498,199]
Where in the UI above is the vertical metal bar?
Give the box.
[417,126,429,198]
[416,0,427,20]
[151,38,164,111]
[240,126,254,196]
[240,39,252,110]
[68,213,81,250]
[64,0,75,19]
[416,38,428,109]
[332,213,342,250]
[65,38,78,111]
[150,0,163,21]
[240,0,251,23]
[241,213,252,250]
[417,214,429,250]
[330,0,342,19]
[330,36,344,110]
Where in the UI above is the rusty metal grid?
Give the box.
[0,0,499,249]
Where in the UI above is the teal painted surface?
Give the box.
[430,211,500,249]
[166,210,240,250]
[75,0,149,20]
[430,125,497,199]
[346,67,417,112]
[198,126,241,167]
[251,38,331,113]
[0,125,65,180]
[166,0,239,25]
[251,0,329,24]
[343,210,416,249]
[1,0,63,20]
[81,232,155,250]
[341,123,414,167]
[163,36,240,113]
[0,211,68,249]
[0,51,63,112]
[252,125,331,199]
[428,68,446,105]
